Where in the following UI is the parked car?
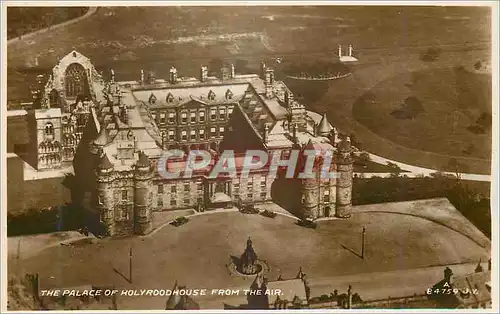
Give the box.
[297,219,317,229]
[260,210,277,218]
[170,216,189,227]
[239,204,260,214]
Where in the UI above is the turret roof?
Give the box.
[98,153,113,170]
[338,139,351,152]
[137,151,150,167]
[93,126,111,146]
[317,112,332,135]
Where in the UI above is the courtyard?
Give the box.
[8,199,490,309]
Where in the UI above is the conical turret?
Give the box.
[317,112,332,137]
[98,153,113,172]
[93,126,111,147]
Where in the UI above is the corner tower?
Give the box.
[335,139,354,218]
[133,151,154,235]
[95,153,116,236]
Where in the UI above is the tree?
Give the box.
[386,162,402,178]
[446,158,469,183]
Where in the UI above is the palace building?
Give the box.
[29,50,354,237]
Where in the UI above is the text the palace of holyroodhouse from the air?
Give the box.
[30,50,355,237]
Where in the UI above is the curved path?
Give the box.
[307,110,491,182]
[311,47,492,175]
[7,7,98,46]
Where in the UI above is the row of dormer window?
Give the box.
[152,107,234,125]
[162,126,225,142]
[149,89,234,105]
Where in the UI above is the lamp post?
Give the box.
[129,247,133,284]
[361,227,366,259]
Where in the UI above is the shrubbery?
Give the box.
[284,61,350,79]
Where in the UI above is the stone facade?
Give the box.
[32,51,354,237]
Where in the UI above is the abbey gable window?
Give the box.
[65,63,89,98]
[44,122,54,135]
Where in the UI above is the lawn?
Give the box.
[352,67,491,160]
[291,47,492,174]
[7,7,89,39]
[9,204,489,308]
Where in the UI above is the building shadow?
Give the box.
[270,174,303,219]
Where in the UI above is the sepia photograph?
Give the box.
[1,1,498,311]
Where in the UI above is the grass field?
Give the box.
[352,67,491,160]
[287,47,492,174]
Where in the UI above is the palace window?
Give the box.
[158,184,164,194]
[210,108,217,120]
[210,127,216,137]
[183,198,190,206]
[324,190,330,202]
[260,192,267,199]
[228,107,234,118]
[152,113,157,122]
[190,112,197,123]
[260,177,266,188]
[121,190,128,201]
[184,183,190,192]
[168,130,175,141]
[190,130,196,140]
[157,198,163,207]
[247,181,253,192]
[219,126,225,136]
[119,208,129,220]
[44,122,54,136]
[160,113,166,124]
[181,130,187,141]
[168,112,175,124]
[199,110,205,122]
[233,182,240,195]
[171,185,177,193]
[219,108,226,120]
[247,193,253,200]
[181,112,188,124]
[170,199,177,206]
[199,129,205,139]
[197,182,203,191]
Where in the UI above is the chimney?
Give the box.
[349,45,353,57]
[200,66,208,82]
[169,67,178,84]
[140,69,145,84]
[284,90,293,107]
[147,71,156,84]
[338,45,342,58]
[265,68,274,98]
[260,61,266,79]
[263,124,270,143]
[292,124,298,143]
[230,64,235,79]
[120,105,128,123]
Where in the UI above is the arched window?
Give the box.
[44,122,54,136]
[65,63,89,98]
[49,89,59,107]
